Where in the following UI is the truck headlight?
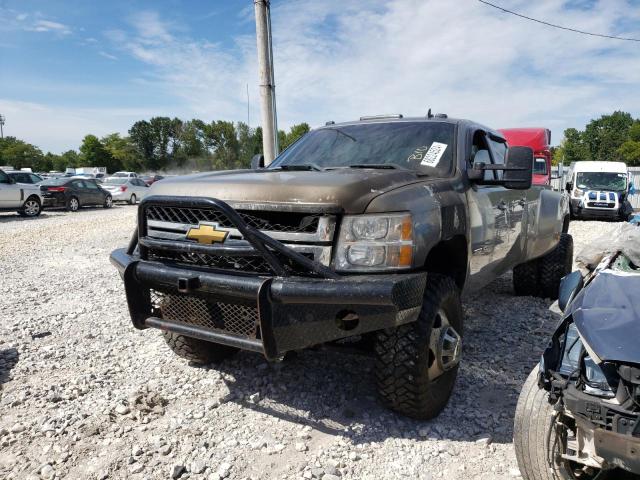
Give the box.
[335,213,413,271]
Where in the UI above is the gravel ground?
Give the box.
[0,207,618,480]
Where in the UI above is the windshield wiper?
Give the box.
[348,164,402,170]
[278,164,324,171]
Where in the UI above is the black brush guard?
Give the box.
[110,196,427,360]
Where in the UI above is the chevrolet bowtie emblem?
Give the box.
[186,223,229,244]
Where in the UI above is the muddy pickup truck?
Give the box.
[111,115,571,419]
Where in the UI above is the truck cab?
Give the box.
[499,128,551,186]
[566,161,633,221]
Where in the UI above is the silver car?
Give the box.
[0,168,43,217]
[101,177,149,204]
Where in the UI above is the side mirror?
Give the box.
[8,177,16,184]
[251,154,265,170]
[558,271,583,312]
[503,146,533,190]
[565,181,573,192]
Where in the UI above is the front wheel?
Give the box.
[163,332,238,365]
[514,367,612,480]
[18,196,42,217]
[374,274,463,420]
[104,195,113,208]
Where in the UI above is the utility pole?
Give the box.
[254,0,279,164]
[0,114,5,139]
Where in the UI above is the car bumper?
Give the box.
[564,385,640,472]
[110,248,426,360]
[571,199,620,219]
[42,197,65,208]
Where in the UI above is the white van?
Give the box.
[566,161,633,220]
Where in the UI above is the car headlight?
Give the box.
[559,323,614,398]
[335,213,413,271]
[574,188,584,197]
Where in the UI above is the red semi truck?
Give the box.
[499,128,551,186]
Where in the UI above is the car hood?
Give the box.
[568,270,640,364]
[148,169,422,214]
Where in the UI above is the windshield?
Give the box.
[576,172,627,191]
[270,122,455,176]
[104,178,128,185]
[533,158,547,175]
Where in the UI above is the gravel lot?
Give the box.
[0,207,617,480]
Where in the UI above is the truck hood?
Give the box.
[149,169,422,214]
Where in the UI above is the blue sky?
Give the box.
[1,0,640,153]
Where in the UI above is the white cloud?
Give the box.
[26,19,72,35]
[102,0,640,144]
[98,51,118,61]
[7,0,640,152]
[0,99,163,153]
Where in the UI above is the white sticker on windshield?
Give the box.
[418,142,448,167]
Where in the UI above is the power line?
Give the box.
[477,0,640,42]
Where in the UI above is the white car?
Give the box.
[101,177,149,204]
[111,171,138,178]
[0,168,43,217]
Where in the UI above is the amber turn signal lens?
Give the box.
[399,245,413,267]
[401,218,413,241]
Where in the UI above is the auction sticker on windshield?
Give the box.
[408,142,448,167]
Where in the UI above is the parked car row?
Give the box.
[0,167,158,217]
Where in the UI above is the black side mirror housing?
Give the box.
[503,146,533,190]
[565,181,573,192]
[8,177,16,184]
[251,154,265,170]
[558,270,583,312]
[468,146,533,190]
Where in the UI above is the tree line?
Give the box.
[2,111,639,173]
[0,117,311,173]
[553,111,640,166]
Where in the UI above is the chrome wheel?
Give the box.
[105,195,113,208]
[428,308,462,380]
[23,199,41,217]
[69,197,79,212]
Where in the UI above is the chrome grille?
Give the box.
[151,290,258,338]
[146,205,321,234]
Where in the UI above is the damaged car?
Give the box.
[514,241,640,479]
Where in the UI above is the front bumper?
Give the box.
[110,248,426,360]
[563,384,640,472]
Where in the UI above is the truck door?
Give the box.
[0,170,24,208]
[466,130,518,290]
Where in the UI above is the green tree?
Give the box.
[79,134,118,172]
[561,128,590,164]
[202,120,240,170]
[102,133,138,172]
[129,120,155,170]
[0,137,44,170]
[583,111,634,161]
[237,122,262,168]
